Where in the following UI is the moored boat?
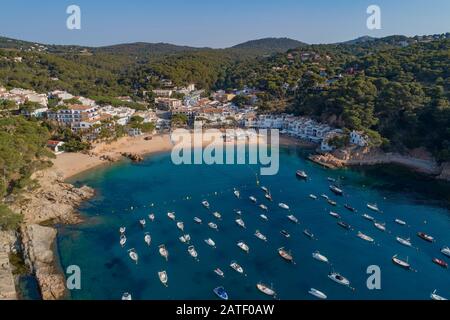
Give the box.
[213,286,229,300]
[417,232,435,243]
[395,218,407,226]
[431,290,447,301]
[328,272,351,288]
[139,219,146,228]
[321,194,329,200]
[119,227,126,234]
[432,258,448,269]
[303,229,315,240]
[188,245,199,260]
[329,211,340,219]
[230,261,244,274]
[279,203,290,210]
[120,235,127,248]
[392,255,411,270]
[327,199,337,206]
[261,186,269,193]
[237,241,250,253]
[362,213,375,221]
[255,230,267,242]
[214,268,224,278]
[260,214,269,221]
[441,246,450,257]
[194,217,202,224]
[312,251,329,264]
[259,204,268,211]
[296,170,308,179]
[208,222,218,231]
[128,249,139,264]
[329,185,343,196]
[176,221,184,232]
[280,230,291,238]
[235,218,246,229]
[158,271,168,287]
[234,189,240,198]
[396,236,412,247]
[337,221,351,230]
[308,288,327,300]
[265,193,273,201]
[367,203,380,212]
[148,214,155,221]
[309,194,318,200]
[212,211,222,220]
[278,247,294,263]
[159,244,169,261]
[257,283,276,298]
[202,200,210,209]
[121,292,132,300]
[249,196,257,203]
[205,238,216,248]
[144,233,151,246]
[344,204,357,212]
[374,222,386,232]
[167,212,176,220]
[357,231,374,243]
[287,215,299,224]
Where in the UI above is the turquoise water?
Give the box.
[58,146,450,300]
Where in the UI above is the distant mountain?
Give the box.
[232,37,306,53]
[94,42,208,57]
[342,36,377,45]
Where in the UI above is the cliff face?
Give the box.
[0,231,17,300]
[21,225,65,300]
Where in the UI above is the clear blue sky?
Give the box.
[1,0,449,47]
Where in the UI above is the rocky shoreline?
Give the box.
[0,169,94,300]
[309,146,450,181]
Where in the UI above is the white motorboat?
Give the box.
[159,245,169,261]
[255,230,267,242]
[321,194,329,200]
[396,236,412,247]
[230,261,244,274]
[259,204,268,211]
[202,200,210,209]
[287,215,299,224]
[280,230,291,238]
[296,170,308,179]
[139,219,146,228]
[148,214,155,222]
[121,292,132,300]
[188,245,199,260]
[120,235,127,248]
[119,227,126,234]
[357,231,374,243]
[278,247,294,263]
[312,251,329,264]
[329,211,340,219]
[392,255,411,270]
[261,186,269,193]
[167,212,176,220]
[441,246,450,258]
[329,185,344,196]
[304,229,315,240]
[257,283,276,297]
[176,221,184,232]
[363,214,375,221]
[235,210,242,216]
[417,232,435,243]
[128,249,139,264]
[260,214,268,221]
[158,271,168,287]
[179,235,188,243]
[265,193,273,201]
[208,222,218,231]
[212,212,222,220]
[328,272,351,288]
[431,290,447,301]
[214,268,224,277]
[249,196,257,203]
[279,203,290,210]
[205,238,216,248]
[194,217,202,224]
[237,241,250,253]
[234,190,240,198]
[374,222,386,232]
[308,288,327,300]
[367,203,380,212]
[144,233,151,246]
[309,194,318,200]
[236,218,246,229]
[395,218,407,226]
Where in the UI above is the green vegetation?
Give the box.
[0,204,22,231]
[171,114,189,127]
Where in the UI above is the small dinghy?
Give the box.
[144,233,151,246]
[312,251,329,264]
[148,214,155,222]
[259,204,268,211]
[308,288,327,300]
[158,271,168,287]
[234,189,240,199]
[128,249,139,264]
[287,215,299,224]
[237,241,250,254]
[255,230,267,242]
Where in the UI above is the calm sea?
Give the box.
[57,146,450,300]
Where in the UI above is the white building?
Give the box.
[153,89,173,98]
[99,106,135,126]
[49,90,74,101]
[350,131,369,147]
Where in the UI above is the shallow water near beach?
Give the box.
[58,146,450,300]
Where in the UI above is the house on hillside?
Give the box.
[47,140,65,155]
[350,131,369,147]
